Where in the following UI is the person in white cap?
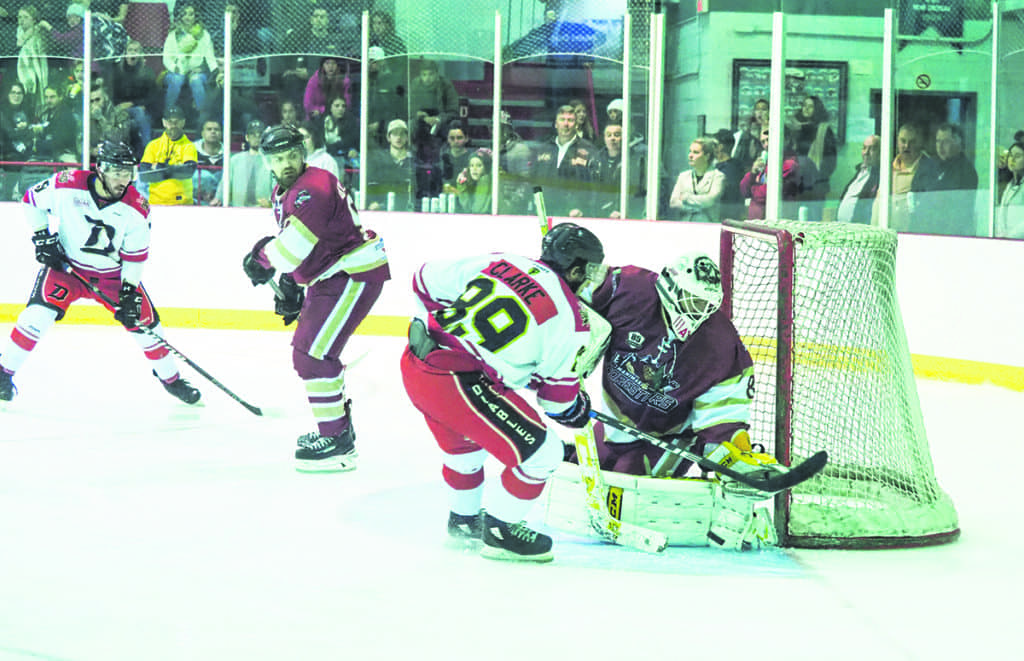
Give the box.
[366,118,414,210]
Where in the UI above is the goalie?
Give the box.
[546,252,784,550]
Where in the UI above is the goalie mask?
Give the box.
[656,252,723,342]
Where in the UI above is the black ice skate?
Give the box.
[155,371,201,404]
[295,427,357,472]
[448,510,484,542]
[480,513,553,563]
[0,368,15,402]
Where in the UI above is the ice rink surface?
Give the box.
[0,325,1018,661]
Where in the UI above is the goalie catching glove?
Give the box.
[274,273,304,326]
[113,282,143,328]
[32,230,66,270]
[706,429,789,499]
[242,236,276,286]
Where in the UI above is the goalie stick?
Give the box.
[534,186,667,554]
[590,410,829,494]
[69,270,264,416]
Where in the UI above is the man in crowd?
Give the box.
[836,135,880,224]
[909,123,979,235]
[138,105,198,205]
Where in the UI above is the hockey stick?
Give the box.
[591,410,828,494]
[69,271,264,416]
[534,186,667,553]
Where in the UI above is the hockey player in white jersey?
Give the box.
[400,223,604,562]
[0,141,200,405]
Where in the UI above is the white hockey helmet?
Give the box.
[656,252,723,342]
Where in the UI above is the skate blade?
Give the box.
[294,453,358,473]
[479,545,554,563]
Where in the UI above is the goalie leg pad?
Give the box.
[543,464,777,549]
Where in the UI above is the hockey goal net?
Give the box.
[720,219,959,549]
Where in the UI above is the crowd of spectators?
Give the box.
[0,1,1011,239]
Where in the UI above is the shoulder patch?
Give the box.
[294,190,311,207]
[57,171,72,184]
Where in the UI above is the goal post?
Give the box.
[719,219,960,549]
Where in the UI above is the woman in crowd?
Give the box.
[996,140,1024,239]
[16,5,49,107]
[669,136,725,222]
[440,119,472,194]
[0,80,35,199]
[456,148,493,214]
[739,127,801,220]
[298,120,340,179]
[279,99,300,127]
[322,95,359,163]
[788,95,837,204]
[303,57,347,121]
[161,3,218,115]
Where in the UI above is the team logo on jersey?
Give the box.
[607,337,680,413]
[626,331,644,349]
[56,171,71,184]
[294,190,311,207]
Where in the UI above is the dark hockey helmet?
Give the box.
[96,140,136,171]
[540,222,604,275]
[259,124,306,159]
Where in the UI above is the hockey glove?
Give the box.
[546,391,591,429]
[113,283,143,328]
[242,236,276,285]
[274,273,304,326]
[32,229,66,270]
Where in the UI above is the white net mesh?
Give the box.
[723,219,959,548]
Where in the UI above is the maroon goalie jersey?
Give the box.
[588,265,755,449]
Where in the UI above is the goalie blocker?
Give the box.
[542,463,776,550]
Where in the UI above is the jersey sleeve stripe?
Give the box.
[265,219,317,271]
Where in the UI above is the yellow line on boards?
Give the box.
[1,305,1021,390]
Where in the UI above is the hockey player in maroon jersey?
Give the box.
[0,141,201,405]
[243,125,390,472]
[584,252,759,477]
[400,223,604,562]
[547,252,788,549]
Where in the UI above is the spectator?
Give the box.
[298,120,339,179]
[138,104,198,205]
[739,127,800,220]
[731,98,769,174]
[529,104,595,217]
[669,136,725,222]
[587,121,645,219]
[365,118,413,211]
[16,4,49,107]
[161,4,217,118]
[369,10,406,55]
[0,80,36,198]
[713,128,746,221]
[606,98,623,124]
[909,122,979,235]
[408,58,459,199]
[569,97,595,143]
[366,45,405,148]
[497,110,533,215]
[192,117,223,205]
[280,7,353,106]
[45,3,85,58]
[872,123,929,230]
[279,99,299,127]
[788,95,837,217]
[440,119,471,193]
[455,148,492,214]
[304,56,347,121]
[211,119,273,207]
[835,135,881,224]
[29,84,77,162]
[321,95,358,162]
[996,140,1024,239]
[88,83,131,158]
[106,38,156,154]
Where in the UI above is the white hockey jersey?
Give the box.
[22,170,151,284]
[412,252,590,413]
